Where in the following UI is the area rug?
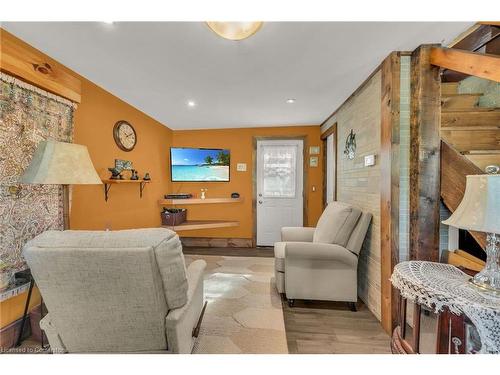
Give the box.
[185,255,288,354]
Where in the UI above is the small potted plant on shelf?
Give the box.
[0,259,14,291]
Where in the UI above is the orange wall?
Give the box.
[172,126,323,239]
[1,29,324,239]
[71,79,173,230]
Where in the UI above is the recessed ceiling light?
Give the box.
[286,99,296,104]
[187,100,196,107]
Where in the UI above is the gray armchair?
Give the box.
[23,228,206,353]
[274,201,372,309]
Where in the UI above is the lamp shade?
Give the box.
[19,140,102,185]
[206,22,263,41]
[442,174,500,234]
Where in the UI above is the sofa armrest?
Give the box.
[285,242,358,268]
[165,259,206,353]
[39,314,67,353]
[281,227,315,242]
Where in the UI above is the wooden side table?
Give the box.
[390,261,500,354]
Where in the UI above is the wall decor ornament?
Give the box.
[115,159,132,171]
[0,72,76,272]
[344,129,356,160]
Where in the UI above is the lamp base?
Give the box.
[469,233,500,296]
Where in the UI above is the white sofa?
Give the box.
[274,201,372,309]
[23,228,206,353]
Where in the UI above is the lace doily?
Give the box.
[390,261,500,354]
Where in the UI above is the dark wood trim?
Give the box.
[409,45,441,262]
[449,312,466,354]
[380,52,401,335]
[322,138,328,208]
[430,47,500,83]
[320,123,336,140]
[320,51,412,127]
[321,123,337,208]
[63,185,70,230]
[449,24,500,52]
[182,246,273,258]
[436,308,450,353]
[180,237,253,248]
[399,293,407,339]
[412,304,422,353]
[391,326,415,354]
[252,136,308,246]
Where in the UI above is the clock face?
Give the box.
[113,121,137,151]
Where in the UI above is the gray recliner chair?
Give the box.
[274,201,372,309]
[23,228,206,353]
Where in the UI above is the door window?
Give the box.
[261,145,297,198]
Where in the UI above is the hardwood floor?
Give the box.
[281,298,391,354]
[185,247,391,354]
[14,248,391,354]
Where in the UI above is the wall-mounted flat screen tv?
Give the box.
[170,147,230,182]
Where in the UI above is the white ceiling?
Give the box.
[3,22,472,130]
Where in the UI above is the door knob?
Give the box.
[258,200,263,204]
[258,193,262,197]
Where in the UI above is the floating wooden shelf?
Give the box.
[162,220,239,231]
[102,179,151,202]
[158,197,244,205]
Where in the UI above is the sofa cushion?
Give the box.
[313,202,361,246]
[345,212,372,255]
[274,242,286,272]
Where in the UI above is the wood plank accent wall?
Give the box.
[380,52,401,334]
[0,29,81,102]
[323,70,383,320]
[409,45,441,262]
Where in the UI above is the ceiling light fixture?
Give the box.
[286,99,296,104]
[187,100,196,108]
[103,21,114,25]
[206,22,263,41]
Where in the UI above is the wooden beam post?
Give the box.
[409,45,441,262]
[380,52,401,334]
[430,47,500,83]
[0,28,81,102]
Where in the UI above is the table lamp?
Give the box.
[442,172,500,295]
[19,140,102,229]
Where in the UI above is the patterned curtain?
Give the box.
[0,72,76,272]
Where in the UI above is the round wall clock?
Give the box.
[113,120,137,152]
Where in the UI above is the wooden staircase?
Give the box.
[440,81,500,250]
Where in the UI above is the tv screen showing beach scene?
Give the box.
[170,147,230,182]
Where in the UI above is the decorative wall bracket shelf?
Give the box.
[157,197,243,233]
[102,179,150,202]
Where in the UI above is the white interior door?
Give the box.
[256,139,304,246]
